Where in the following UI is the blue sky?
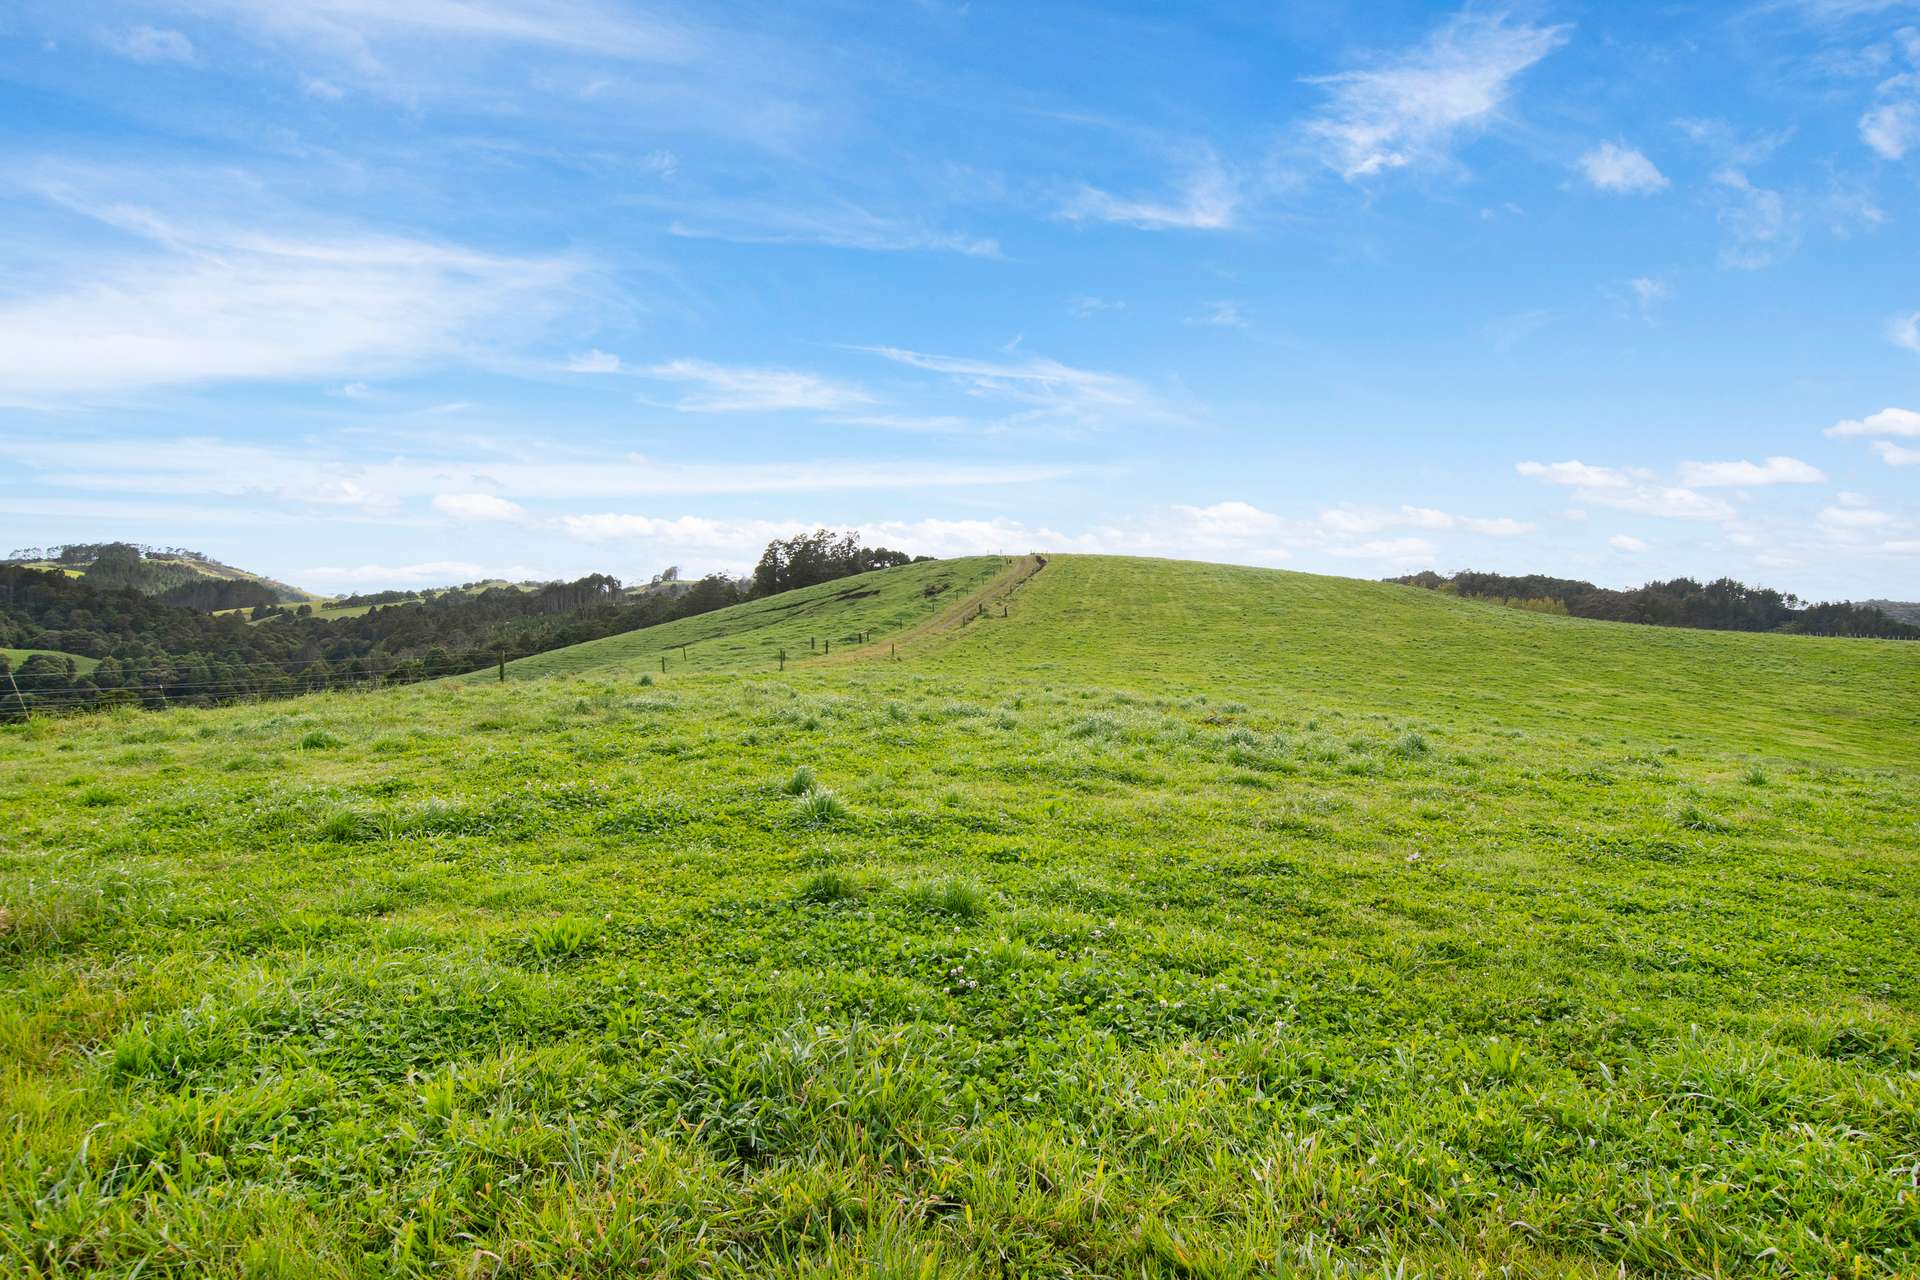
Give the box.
[1,1,1916,598]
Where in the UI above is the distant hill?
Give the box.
[5,542,316,608]
[1861,599,1920,626]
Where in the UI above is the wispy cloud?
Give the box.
[1060,155,1239,231]
[1069,296,1125,318]
[636,359,874,413]
[663,202,1000,257]
[0,187,578,402]
[1302,11,1570,180]
[1677,456,1825,485]
[102,25,196,64]
[1184,301,1247,329]
[433,493,527,521]
[1609,534,1649,552]
[1892,312,1920,353]
[853,344,1164,430]
[1713,168,1796,269]
[1320,504,1535,537]
[1516,460,1734,520]
[562,349,622,373]
[1578,141,1669,194]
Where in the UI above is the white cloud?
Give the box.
[104,25,196,64]
[304,560,489,584]
[1861,98,1920,158]
[1185,301,1247,328]
[1891,313,1920,353]
[1516,461,1733,521]
[832,414,976,434]
[1173,500,1282,540]
[1835,491,1872,507]
[0,193,578,401]
[1677,456,1826,486]
[1326,537,1437,563]
[1609,534,1649,552]
[1826,406,1920,436]
[1515,460,1631,488]
[854,345,1159,427]
[1872,440,1920,465]
[1820,505,1892,527]
[563,348,621,373]
[636,359,873,413]
[433,493,527,522]
[1060,157,1239,231]
[1579,141,1668,194]
[1069,296,1125,318]
[1882,540,1920,554]
[187,0,691,62]
[664,204,1000,258]
[556,514,792,549]
[1324,503,1535,537]
[1630,276,1670,311]
[1302,12,1569,179]
[1713,169,1795,269]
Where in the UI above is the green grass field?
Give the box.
[2,648,100,676]
[2,555,1916,1277]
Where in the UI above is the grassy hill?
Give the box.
[461,555,1025,681]
[0,647,99,676]
[2,555,1916,1277]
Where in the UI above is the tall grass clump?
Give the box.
[905,877,989,921]
[795,787,850,828]
[783,765,818,796]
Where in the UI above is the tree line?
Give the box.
[1392,570,1920,639]
[1,529,924,718]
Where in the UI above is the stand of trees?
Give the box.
[1393,570,1920,639]
[751,529,928,598]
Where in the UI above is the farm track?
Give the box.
[812,554,1046,667]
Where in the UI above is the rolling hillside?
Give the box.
[462,554,1023,681]
[3,554,1916,1277]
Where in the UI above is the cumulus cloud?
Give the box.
[433,493,527,522]
[1826,406,1920,436]
[1677,456,1825,486]
[1608,534,1649,552]
[1173,500,1283,540]
[1873,441,1920,465]
[1302,11,1569,179]
[1579,141,1668,194]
